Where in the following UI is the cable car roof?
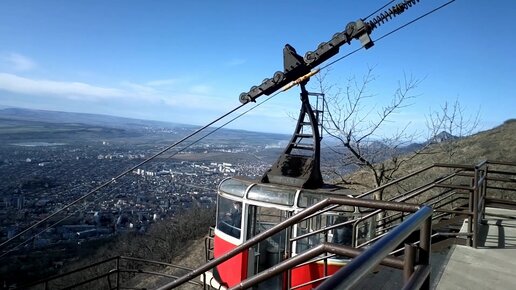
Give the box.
[219,176,367,212]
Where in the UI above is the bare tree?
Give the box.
[315,68,423,199]
[426,99,481,162]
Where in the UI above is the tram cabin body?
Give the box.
[210,176,373,289]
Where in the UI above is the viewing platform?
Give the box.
[434,207,516,289]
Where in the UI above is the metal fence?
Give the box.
[21,160,516,290]
[18,256,205,290]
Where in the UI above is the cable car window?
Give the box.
[248,185,295,206]
[216,196,242,238]
[295,213,356,254]
[298,191,354,212]
[295,214,327,254]
[219,178,248,197]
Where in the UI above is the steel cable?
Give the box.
[0,0,457,254]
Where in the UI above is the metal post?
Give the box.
[472,167,479,248]
[482,166,488,221]
[323,229,328,278]
[403,243,416,283]
[116,256,120,290]
[286,221,293,290]
[323,255,328,277]
[352,221,358,247]
[419,217,432,290]
[467,177,474,247]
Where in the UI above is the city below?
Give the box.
[0,107,288,267]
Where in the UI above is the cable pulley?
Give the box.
[238,0,422,105]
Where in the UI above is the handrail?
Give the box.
[156,197,420,290]
[350,170,457,246]
[229,242,405,290]
[120,256,195,272]
[317,206,433,290]
[293,162,482,252]
[487,160,516,166]
[18,160,516,290]
[20,256,119,288]
[355,163,474,199]
[17,255,200,290]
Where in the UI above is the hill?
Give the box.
[343,119,516,190]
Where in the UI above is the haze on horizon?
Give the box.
[0,0,514,135]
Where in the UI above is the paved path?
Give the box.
[434,207,516,289]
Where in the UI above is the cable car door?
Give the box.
[246,204,290,289]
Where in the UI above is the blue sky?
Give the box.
[0,0,514,136]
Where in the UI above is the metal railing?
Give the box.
[21,160,516,290]
[221,161,516,289]
[18,256,205,290]
[317,206,433,290]
[348,161,516,249]
[157,197,422,290]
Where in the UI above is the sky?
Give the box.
[0,0,514,137]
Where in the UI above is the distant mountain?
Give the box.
[397,131,459,154]
[428,131,459,144]
[0,107,290,143]
[0,107,192,130]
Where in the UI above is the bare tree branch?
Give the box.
[314,68,423,192]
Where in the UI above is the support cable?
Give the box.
[1,0,457,253]
[0,90,283,253]
[374,0,456,42]
[0,102,247,249]
[363,0,398,21]
[321,0,456,71]
[0,188,115,259]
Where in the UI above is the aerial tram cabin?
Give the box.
[212,177,373,289]
[206,47,376,290]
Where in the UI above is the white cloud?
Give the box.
[1,53,36,71]
[0,73,236,112]
[0,73,124,99]
[120,81,159,99]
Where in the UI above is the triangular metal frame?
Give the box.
[261,81,323,189]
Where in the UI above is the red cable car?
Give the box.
[204,53,374,289]
[211,177,373,289]
[191,7,424,288]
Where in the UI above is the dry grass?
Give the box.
[343,119,516,192]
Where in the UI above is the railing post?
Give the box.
[403,243,416,282]
[482,165,488,221]
[352,221,358,247]
[472,167,479,248]
[116,256,121,290]
[286,224,293,290]
[467,177,474,247]
[419,216,432,290]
